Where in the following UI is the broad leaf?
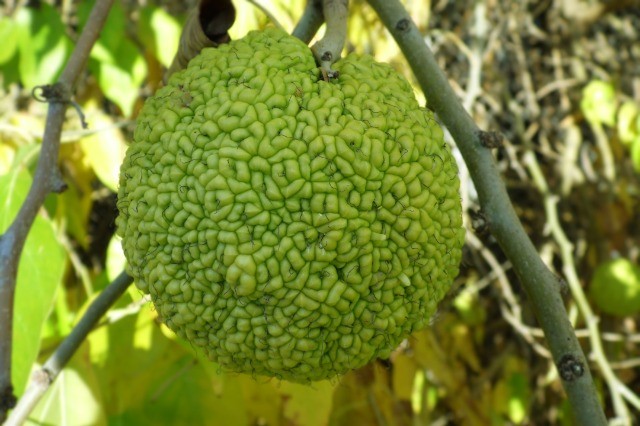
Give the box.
[14,3,72,88]
[27,343,107,426]
[0,169,66,396]
[79,109,127,192]
[138,6,182,68]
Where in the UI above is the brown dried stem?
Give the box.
[165,0,236,81]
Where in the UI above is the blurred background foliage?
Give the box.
[1,0,640,424]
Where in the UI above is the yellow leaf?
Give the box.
[392,352,417,401]
[280,380,335,426]
[79,109,127,192]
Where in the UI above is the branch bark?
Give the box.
[0,0,116,422]
[364,0,607,424]
[292,0,324,43]
[5,272,133,426]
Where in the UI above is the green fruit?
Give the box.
[617,101,640,145]
[589,258,640,317]
[581,80,617,126]
[117,28,464,382]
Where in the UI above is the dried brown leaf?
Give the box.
[165,0,236,81]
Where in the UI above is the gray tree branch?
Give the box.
[292,0,324,43]
[5,272,133,426]
[0,0,116,422]
[364,0,607,424]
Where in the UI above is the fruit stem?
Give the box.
[311,0,348,79]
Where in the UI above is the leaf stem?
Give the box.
[364,0,607,424]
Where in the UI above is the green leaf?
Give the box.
[79,1,147,116]
[0,18,20,64]
[92,39,147,116]
[0,169,67,396]
[14,3,73,88]
[88,309,247,425]
[138,6,182,68]
[632,137,640,173]
[83,1,126,65]
[279,380,335,426]
[507,372,529,424]
[27,343,107,426]
[106,235,127,283]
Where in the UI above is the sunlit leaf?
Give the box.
[239,375,283,425]
[106,234,127,282]
[411,369,425,414]
[93,39,147,117]
[0,143,15,175]
[0,169,66,396]
[280,380,335,426]
[87,307,247,424]
[79,109,127,191]
[54,140,95,250]
[507,372,528,424]
[78,1,147,116]
[229,1,262,39]
[80,0,126,59]
[0,18,20,64]
[329,365,388,426]
[27,343,107,426]
[14,3,72,88]
[392,352,417,401]
[138,6,182,68]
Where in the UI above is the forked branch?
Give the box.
[364,0,607,424]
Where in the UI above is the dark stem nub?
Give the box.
[395,18,410,31]
[558,354,585,382]
[478,130,504,148]
[0,385,17,411]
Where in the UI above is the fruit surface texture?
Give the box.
[117,28,465,382]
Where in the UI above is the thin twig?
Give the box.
[0,0,115,422]
[364,0,607,424]
[5,271,133,426]
[467,232,552,358]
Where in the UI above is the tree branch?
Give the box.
[364,0,607,424]
[0,0,116,422]
[292,0,324,43]
[5,272,133,426]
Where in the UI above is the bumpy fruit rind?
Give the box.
[117,28,464,382]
